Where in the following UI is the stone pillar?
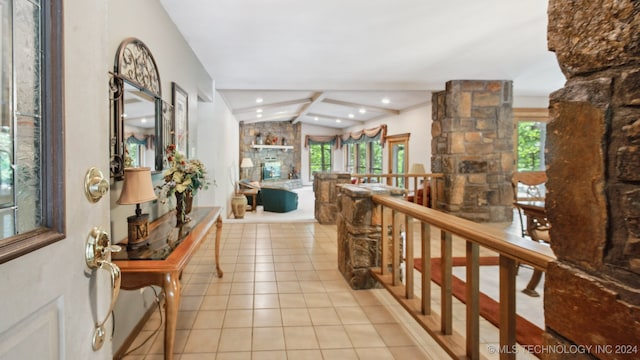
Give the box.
[544,1,640,358]
[431,80,514,222]
[313,172,351,224]
[336,184,406,289]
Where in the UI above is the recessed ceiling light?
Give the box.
[314,117,319,121]
[256,108,263,113]
[256,97,263,103]
[348,113,354,119]
[141,118,147,123]
[381,97,390,104]
[257,114,263,118]
[359,108,366,114]
[336,119,342,123]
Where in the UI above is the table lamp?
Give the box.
[117,167,157,248]
[240,157,254,179]
[409,163,426,174]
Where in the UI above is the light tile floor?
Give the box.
[121,220,541,359]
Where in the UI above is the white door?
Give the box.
[0,1,113,359]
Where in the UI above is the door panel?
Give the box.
[0,299,62,360]
[0,1,111,359]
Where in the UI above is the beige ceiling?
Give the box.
[159,0,565,129]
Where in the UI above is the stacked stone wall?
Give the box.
[544,1,640,358]
[313,173,351,224]
[336,184,405,289]
[431,80,514,222]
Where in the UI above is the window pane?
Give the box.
[322,144,332,172]
[357,143,367,173]
[309,143,333,179]
[16,115,41,233]
[370,142,382,174]
[15,0,40,116]
[0,0,42,238]
[345,144,354,172]
[517,121,546,171]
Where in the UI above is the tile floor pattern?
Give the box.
[121,221,540,360]
[121,222,454,359]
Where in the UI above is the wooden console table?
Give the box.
[113,207,223,360]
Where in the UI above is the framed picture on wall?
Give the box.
[172,82,189,155]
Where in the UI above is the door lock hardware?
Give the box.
[84,167,110,203]
[85,227,121,350]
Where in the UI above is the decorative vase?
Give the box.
[231,193,247,219]
[175,191,193,226]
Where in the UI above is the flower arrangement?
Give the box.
[157,144,209,201]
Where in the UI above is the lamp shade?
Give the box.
[240,157,254,168]
[117,167,157,205]
[409,163,426,174]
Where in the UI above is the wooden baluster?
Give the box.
[392,210,402,286]
[380,206,389,275]
[466,242,480,360]
[405,215,414,299]
[440,231,452,335]
[421,222,431,315]
[499,255,517,360]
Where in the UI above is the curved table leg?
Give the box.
[215,215,224,278]
[163,272,181,360]
[522,269,543,297]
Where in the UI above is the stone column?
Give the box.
[313,172,351,224]
[431,80,514,222]
[336,184,406,289]
[544,1,640,358]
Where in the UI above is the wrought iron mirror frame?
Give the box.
[110,37,170,179]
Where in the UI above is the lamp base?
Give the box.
[127,213,150,248]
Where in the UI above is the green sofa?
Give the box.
[260,187,298,213]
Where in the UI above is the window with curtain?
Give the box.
[341,125,386,174]
[0,0,65,263]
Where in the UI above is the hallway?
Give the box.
[121,221,540,359]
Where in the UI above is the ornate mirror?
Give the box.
[110,37,169,179]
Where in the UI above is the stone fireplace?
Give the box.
[239,122,301,182]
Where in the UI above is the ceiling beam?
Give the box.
[306,112,365,123]
[322,98,400,115]
[292,92,325,124]
[233,98,312,114]
[240,112,298,124]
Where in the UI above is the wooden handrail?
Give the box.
[372,196,554,270]
[369,194,555,360]
[352,173,444,207]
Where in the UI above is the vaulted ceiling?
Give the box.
[159,0,565,129]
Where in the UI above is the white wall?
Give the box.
[513,95,550,108]
[106,0,216,353]
[108,0,215,244]
[197,91,239,217]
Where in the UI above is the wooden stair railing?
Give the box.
[370,195,555,360]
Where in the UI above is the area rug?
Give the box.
[414,257,543,357]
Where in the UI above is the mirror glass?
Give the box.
[123,81,156,168]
